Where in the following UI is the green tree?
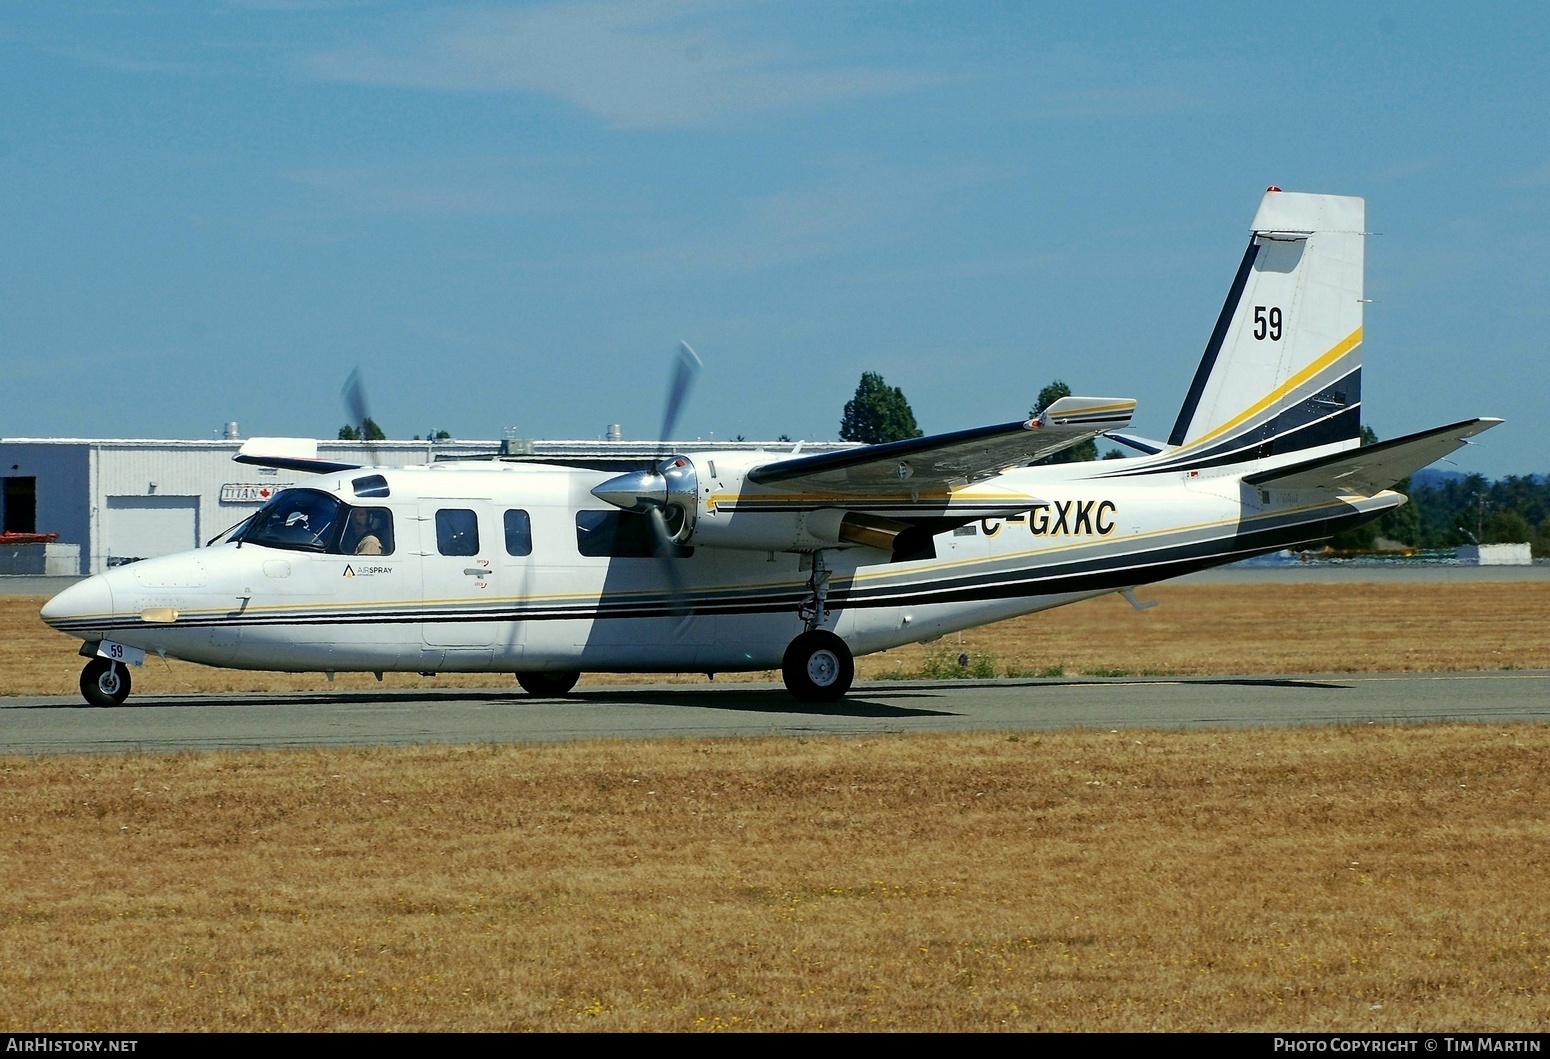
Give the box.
[1029,380,1097,464]
[339,418,386,441]
[1486,510,1533,544]
[1534,517,1550,559]
[840,372,923,444]
[1323,424,1425,550]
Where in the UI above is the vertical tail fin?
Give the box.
[1167,189,1365,463]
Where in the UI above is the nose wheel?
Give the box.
[782,630,854,702]
[80,658,132,707]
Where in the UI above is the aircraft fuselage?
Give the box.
[40,455,1396,677]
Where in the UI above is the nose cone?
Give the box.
[592,469,667,512]
[40,575,115,637]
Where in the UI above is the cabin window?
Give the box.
[435,509,480,556]
[240,489,345,553]
[351,474,390,499]
[341,506,394,556]
[504,509,532,556]
[575,510,692,559]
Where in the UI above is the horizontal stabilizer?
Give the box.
[1244,418,1503,495]
[234,437,360,475]
[1103,432,1170,455]
[748,398,1134,494]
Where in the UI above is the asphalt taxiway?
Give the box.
[3,671,1548,755]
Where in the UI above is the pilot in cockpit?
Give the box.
[343,508,389,555]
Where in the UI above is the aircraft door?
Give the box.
[418,500,499,650]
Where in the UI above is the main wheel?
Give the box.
[80,657,132,707]
[516,671,581,698]
[782,630,854,702]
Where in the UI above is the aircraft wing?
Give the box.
[1245,418,1503,495]
[747,396,1136,494]
[233,437,361,475]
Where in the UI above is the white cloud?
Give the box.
[551,155,1002,275]
[282,157,594,218]
[1033,86,1201,119]
[299,1,941,129]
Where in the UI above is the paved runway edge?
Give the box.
[4,671,1549,755]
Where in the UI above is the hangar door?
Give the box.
[105,496,199,566]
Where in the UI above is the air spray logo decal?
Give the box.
[981,501,1119,538]
[342,565,394,578]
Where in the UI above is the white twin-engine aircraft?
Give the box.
[43,190,1500,707]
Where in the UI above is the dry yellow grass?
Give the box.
[3,727,1548,1032]
[4,581,1549,698]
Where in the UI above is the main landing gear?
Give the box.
[516,671,581,698]
[80,658,132,707]
[781,630,854,702]
[781,549,854,701]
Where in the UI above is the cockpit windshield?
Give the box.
[236,488,397,556]
[238,489,345,553]
[205,513,256,547]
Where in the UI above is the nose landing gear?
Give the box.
[80,657,132,707]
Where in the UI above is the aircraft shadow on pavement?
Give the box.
[572,688,955,719]
[13,675,1347,713]
[991,676,1354,691]
[17,686,956,719]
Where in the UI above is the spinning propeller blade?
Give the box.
[341,367,380,464]
[591,343,704,627]
[658,342,701,626]
[647,506,691,624]
[660,341,702,444]
[342,368,370,439]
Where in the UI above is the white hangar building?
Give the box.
[0,435,853,576]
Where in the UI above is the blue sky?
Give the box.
[2,2,1546,478]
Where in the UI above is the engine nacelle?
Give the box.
[591,455,701,543]
[592,451,917,553]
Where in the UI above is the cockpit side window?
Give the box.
[340,506,395,556]
[239,489,345,553]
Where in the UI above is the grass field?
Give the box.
[3,727,1548,1032]
[3,580,1549,1031]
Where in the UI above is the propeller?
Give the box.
[588,342,704,625]
[660,341,703,443]
[651,343,702,625]
[647,505,691,622]
[341,367,385,466]
[342,367,371,441]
